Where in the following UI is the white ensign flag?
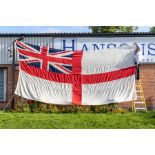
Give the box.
[15,41,137,105]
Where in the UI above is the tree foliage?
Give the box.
[89,26,138,33]
[149,27,155,33]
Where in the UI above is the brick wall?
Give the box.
[140,64,155,110]
[117,64,155,110]
[0,65,19,109]
[0,64,155,110]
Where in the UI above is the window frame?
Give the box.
[0,68,7,102]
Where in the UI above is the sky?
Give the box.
[0,26,150,33]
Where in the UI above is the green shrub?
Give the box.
[29,103,37,112]
[94,105,108,113]
[38,104,47,113]
[61,105,84,113]
[22,103,31,113]
[107,103,119,112]
[14,101,127,113]
[90,106,96,113]
[62,106,72,113]
[82,106,91,113]
[48,105,59,113]
[112,107,127,113]
[14,101,24,112]
[14,102,22,112]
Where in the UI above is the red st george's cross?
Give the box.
[16,40,136,105]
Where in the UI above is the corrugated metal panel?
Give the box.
[0,37,19,64]
[0,37,13,64]
[0,32,155,37]
[0,36,53,64]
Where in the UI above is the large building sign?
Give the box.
[53,37,155,63]
[1,34,155,64]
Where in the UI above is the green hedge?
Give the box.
[14,100,127,114]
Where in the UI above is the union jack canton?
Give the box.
[16,40,73,74]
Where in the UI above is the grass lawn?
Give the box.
[0,112,155,129]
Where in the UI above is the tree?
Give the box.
[89,26,138,33]
[149,27,155,33]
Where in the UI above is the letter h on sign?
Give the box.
[63,40,75,51]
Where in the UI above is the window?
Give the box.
[0,69,7,101]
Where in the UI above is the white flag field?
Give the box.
[15,41,137,105]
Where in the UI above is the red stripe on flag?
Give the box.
[41,46,48,70]
[72,51,83,105]
[20,62,136,84]
[16,40,34,51]
[82,66,136,84]
[50,50,72,56]
[18,48,41,59]
[20,62,72,83]
[18,48,72,64]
